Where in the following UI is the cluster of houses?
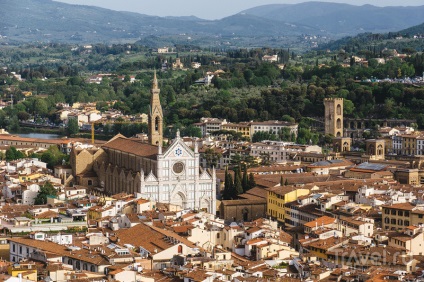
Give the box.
[56,102,147,128]
[4,153,424,281]
[4,98,424,280]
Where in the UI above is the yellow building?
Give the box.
[19,173,43,182]
[303,237,343,260]
[221,122,251,139]
[266,186,310,225]
[402,133,419,155]
[8,261,37,281]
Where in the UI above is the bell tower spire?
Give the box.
[148,70,163,146]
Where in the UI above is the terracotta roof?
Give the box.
[245,237,266,245]
[115,222,196,254]
[266,185,310,196]
[35,210,59,219]
[8,237,110,266]
[172,225,194,233]
[220,199,266,206]
[102,137,158,159]
[245,226,261,234]
[304,216,336,228]
[184,269,212,281]
[381,202,415,211]
[137,199,150,204]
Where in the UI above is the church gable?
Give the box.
[200,169,211,180]
[163,136,195,159]
[145,171,158,182]
[152,106,162,116]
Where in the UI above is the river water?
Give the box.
[15,133,62,139]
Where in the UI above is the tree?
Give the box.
[34,182,57,205]
[234,167,243,197]
[281,115,295,123]
[181,125,202,138]
[248,173,256,189]
[41,145,67,169]
[259,152,271,166]
[242,165,249,192]
[204,148,222,168]
[222,167,234,200]
[34,98,49,117]
[17,111,30,121]
[6,146,25,161]
[7,116,20,132]
[252,131,277,143]
[343,99,355,116]
[66,118,79,136]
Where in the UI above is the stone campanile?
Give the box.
[324,98,343,137]
[148,71,163,146]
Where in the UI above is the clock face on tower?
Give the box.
[173,162,185,174]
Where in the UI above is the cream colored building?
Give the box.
[324,98,343,137]
[388,226,424,255]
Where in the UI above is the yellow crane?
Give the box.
[91,120,146,144]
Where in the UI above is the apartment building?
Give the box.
[194,118,227,137]
[266,186,310,224]
[195,118,298,140]
[251,141,321,164]
[381,202,424,230]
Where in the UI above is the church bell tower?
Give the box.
[148,71,163,146]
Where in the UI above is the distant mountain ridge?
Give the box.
[318,21,424,52]
[1,0,424,47]
[242,2,424,36]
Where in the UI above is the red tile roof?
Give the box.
[304,216,336,228]
[102,137,158,159]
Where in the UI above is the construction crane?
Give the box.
[91,120,147,144]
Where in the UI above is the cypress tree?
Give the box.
[234,167,243,197]
[248,173,256,189]
[222,166,232,200]
[280,176,284,186]
[242,165,249,192]
[227,174,235,199]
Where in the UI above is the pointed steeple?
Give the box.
[152,69,159,90]
[148,71,163,146]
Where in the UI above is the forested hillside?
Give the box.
[1,43,424,144]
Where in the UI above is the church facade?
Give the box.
[140,132,216,214]
[72,72,216,214]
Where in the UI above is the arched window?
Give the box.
[384,217,389,223]
[155,116,160,131]
[178,245,183,254]
[377,145,383,155]
[90,265,96,272]
[398,219,403,226]
[391,219,396,225]
[336,118,342,129]
[336,104,342,115]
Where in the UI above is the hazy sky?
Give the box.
[54,0,424,20]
